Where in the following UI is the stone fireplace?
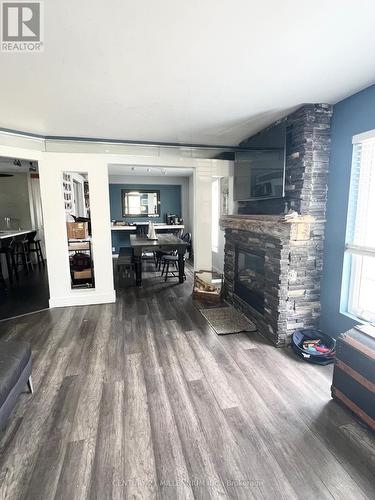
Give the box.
[221,214,320,347]
[220,104,332,347]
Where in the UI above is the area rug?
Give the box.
[200,305,256,335]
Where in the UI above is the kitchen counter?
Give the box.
[0,229,34,239]
[111,224,184,231]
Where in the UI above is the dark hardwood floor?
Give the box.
[0,261,374,499]
[0,264,49,321]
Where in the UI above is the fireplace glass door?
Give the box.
[234,248,265,313]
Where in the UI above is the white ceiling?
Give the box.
[108,165,193,177]
[1,1,375,145]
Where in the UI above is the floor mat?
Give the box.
[200,305,256,335]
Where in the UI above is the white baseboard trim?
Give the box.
[49,290,116,308]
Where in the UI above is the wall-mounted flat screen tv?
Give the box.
[234,122,286,201]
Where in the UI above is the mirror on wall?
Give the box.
[63,172,95,289]
[122,189,160,217]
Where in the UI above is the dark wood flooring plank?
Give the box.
[139,316,195,500]
[23,375,81,500]
[167,320,203,382]
[188,378,257,500]
[147,305,228,499]
[185,329,240,410]
[223,406,299,499]
[89,381,125,500]
[187,330,335,499]
[0,346,72,500]
[54,438,96,500]
[124,353,158,499]
[67,307,112,444]
[123,316,142,355]
[64,305,101,377]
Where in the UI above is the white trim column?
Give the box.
[193,163,213,271]
[39,154,115,307]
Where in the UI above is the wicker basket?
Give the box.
[192,270,223,305]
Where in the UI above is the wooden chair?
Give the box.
[181,232,192,258]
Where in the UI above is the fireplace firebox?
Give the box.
[234,247,265,314]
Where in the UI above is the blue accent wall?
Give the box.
[109,183,181,252]
[320,84,375,336]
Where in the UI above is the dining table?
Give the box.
[129,234,188,286]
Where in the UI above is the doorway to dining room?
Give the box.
[0,156,49,320]
[107,164,193,290]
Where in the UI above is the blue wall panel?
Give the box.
[109,183,182,252]
[320,84,375,335]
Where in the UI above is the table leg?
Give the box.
[134,254,142,286]
[178,252,185,284]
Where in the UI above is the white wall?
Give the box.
[193,165,213,271]
[109,174,191,233]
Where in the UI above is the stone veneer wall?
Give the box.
[223,104,333,346]
[238,103,333,219]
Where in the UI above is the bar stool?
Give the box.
[14,234,33,274]
[27,231,45,266]
[0,238,19,284]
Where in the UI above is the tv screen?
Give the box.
[234,124,286,201]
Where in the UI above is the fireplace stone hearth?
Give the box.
[220,214,321,346]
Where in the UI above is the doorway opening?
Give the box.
[0,157,49,321]
[107,164,193,291]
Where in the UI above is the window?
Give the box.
[345,131,375,322]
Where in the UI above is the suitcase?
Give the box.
[331,326,375,432]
